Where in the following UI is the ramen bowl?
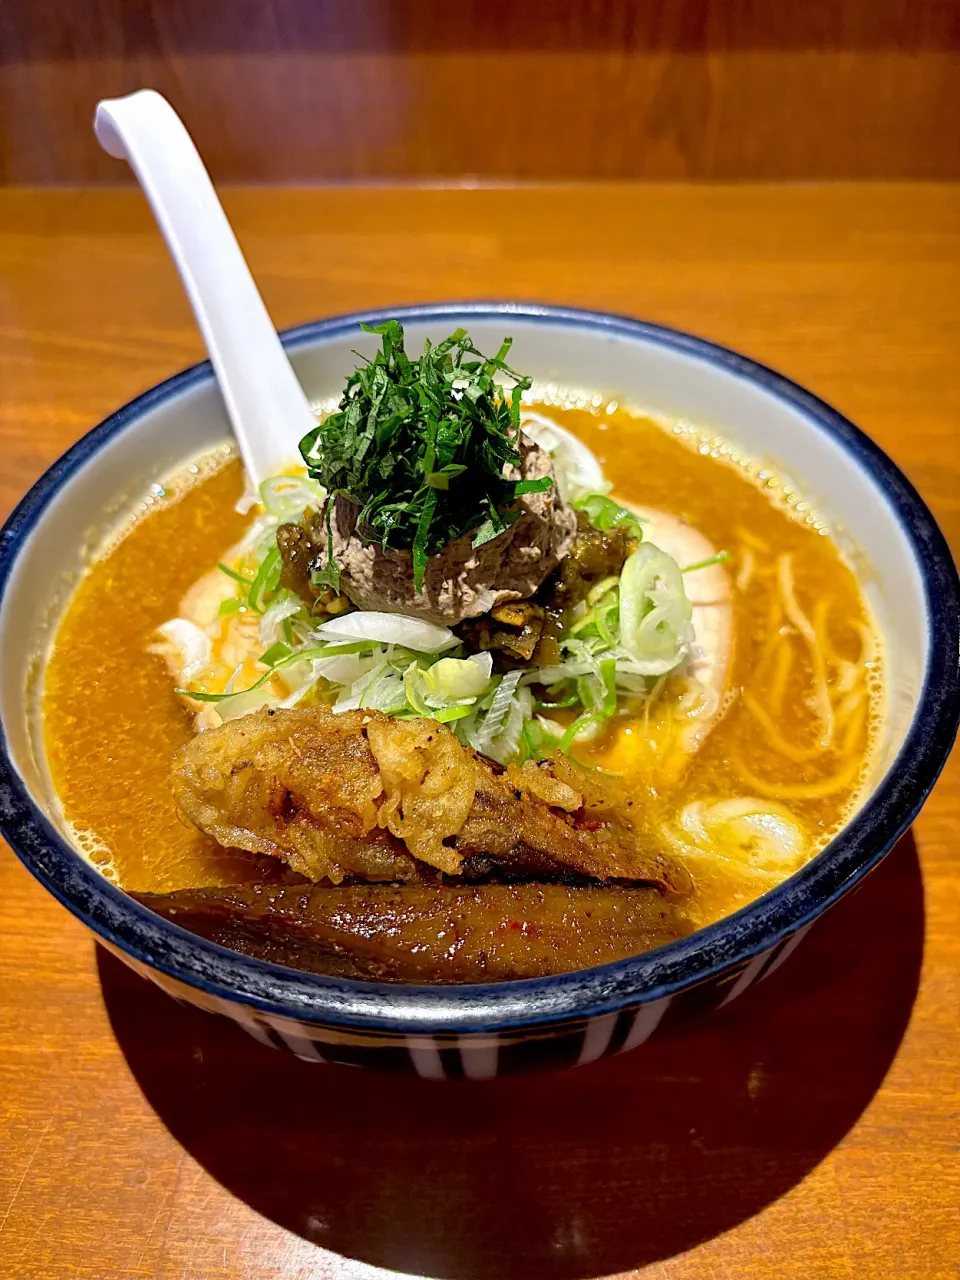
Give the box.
[1,303,957,1077]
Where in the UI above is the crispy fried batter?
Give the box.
[461,754,689,888]
[171,707,419,885]
[172,706,690,893]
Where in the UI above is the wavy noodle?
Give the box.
[836,660,861,695]
[813,598,865,694]
[765,638,795,717]
[841,700,867,754]
[737,527,772,554]
[778,554,834,747]
[813,598,842,665]
[735,548,756,592]
[712,684,739,734]
[753,588,786,683]
[739,564,877,799]
[834,688,865,728]
[777,553,816,644]
[741,691,825,763]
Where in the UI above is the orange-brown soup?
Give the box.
[42,405,881,928]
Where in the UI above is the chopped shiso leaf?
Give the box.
[298,321,552,591]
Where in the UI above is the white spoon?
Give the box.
[93,89,316,486]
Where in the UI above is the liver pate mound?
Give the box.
[329,438,577,625]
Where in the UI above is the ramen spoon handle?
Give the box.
[93,89,316,487]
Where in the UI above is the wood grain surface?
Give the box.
[0,183,958,1279]
[1,0,959,183]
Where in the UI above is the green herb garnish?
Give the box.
[681,550,730,573]
[573,493,645,538]
[247,545,282,613]
[174,641,371,704]
[259,641,292,667]
[217,562,250,585]
[298,320,552,591]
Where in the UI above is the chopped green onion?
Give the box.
[564,754,625,779]
[402,665,431,717]
[599,657,617,717]
[247,545,281,613]
[423,655,492,700]
[520,720,552,762]
[259,641,292,667]
[682,550,730,573]
[217,562,250,585]
[595,598,619,648]
[175,642,371,703]
[433,704,474,723]
[558,712,599,754]
[573,493,644,538]
[258,474,326,520]
[586,576,620,606]
[301,641,374,657]
[176,683,267,704]
[537,690,579,710]
[218,597,243,617]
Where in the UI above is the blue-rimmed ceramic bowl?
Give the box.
[1,303,958,1078]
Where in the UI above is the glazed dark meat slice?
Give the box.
[134,882,691,983]
[172,706,690,892]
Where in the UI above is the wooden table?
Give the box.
[1,185,957,1280]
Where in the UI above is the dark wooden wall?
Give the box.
[1,0,958,184]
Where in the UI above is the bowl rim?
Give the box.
[1,301,957,1036]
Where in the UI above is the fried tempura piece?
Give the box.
[460,750,689,887]
[134,882,690,983]
[171,706,420,886]
[171,706,690,892]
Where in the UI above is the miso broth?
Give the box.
[43,402,882,937]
